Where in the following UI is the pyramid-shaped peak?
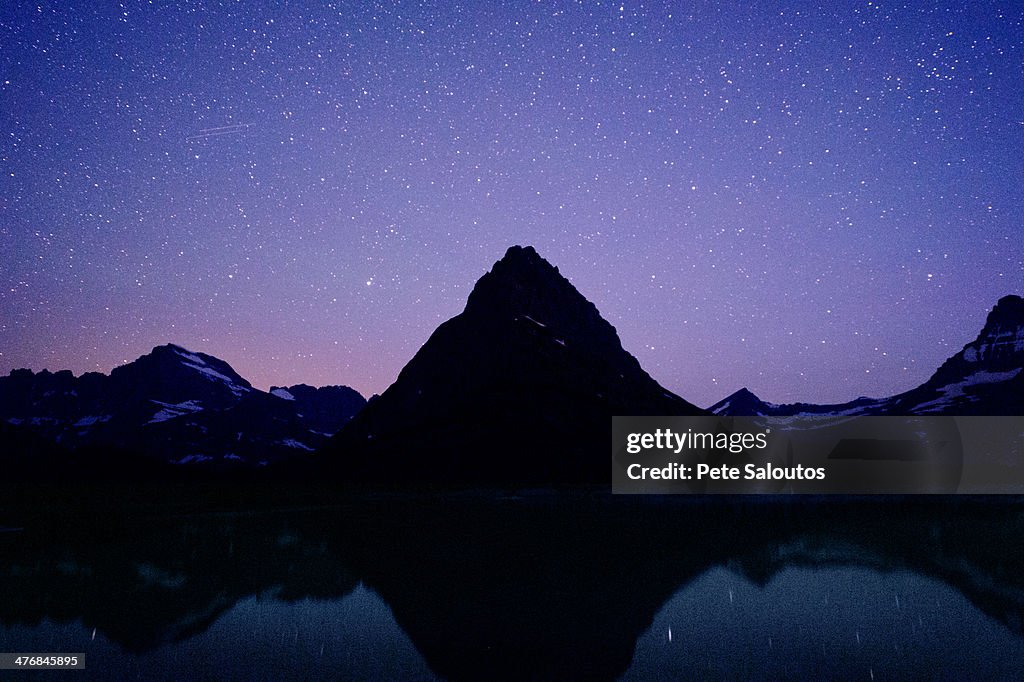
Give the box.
[326,244,704,485]
[464,245,592,324]
[485,245,562,286]
[497,244,548,268]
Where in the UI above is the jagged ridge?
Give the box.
[0,345,366,470]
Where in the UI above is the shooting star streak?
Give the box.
[186,124,252,141]
[199,124,250,133]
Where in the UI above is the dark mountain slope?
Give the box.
[326,245,703,485]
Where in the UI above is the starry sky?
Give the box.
[1,1,1022,407]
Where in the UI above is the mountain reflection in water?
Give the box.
[1,495,1022,681]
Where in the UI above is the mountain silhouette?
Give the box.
[887,294,1024,414]
[0,344,365,472]
[712,294,1024,416]
[4,254,1021,477]
[326,245,703,486]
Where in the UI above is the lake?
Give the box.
[1,494,1022,680]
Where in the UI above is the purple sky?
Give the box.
[2,1,1022,407]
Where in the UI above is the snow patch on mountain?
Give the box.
[148,400,205,424]
[963,328,1024,363]
[521,314,546,328]
[173,454,213,465]
[792,402,883,417]
[74,415,111,427]
[171,347,206,365]
[912,369,1022,413]
[181,361,250,395]
[182,362,232,383]
[271,388,295,401]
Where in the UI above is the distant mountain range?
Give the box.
[1,245,1021,481]
[711,294,1024,417]
[0,344,364,471]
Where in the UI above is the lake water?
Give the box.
[1,495,1022,680]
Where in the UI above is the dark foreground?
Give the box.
[1,487,1022,681]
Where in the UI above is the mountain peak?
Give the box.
[466,246,560,300]
[964,294,1024,361]
[984,295,1024,331]
[149,343,182,355]
[149,343,203,361]
[489,245,557,281]
[328,245,703,485]
[500,244,544,266]
[110,344,254,405]
[710,387,769,415]
[898,294,1024,410]
[463,245,606,340]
